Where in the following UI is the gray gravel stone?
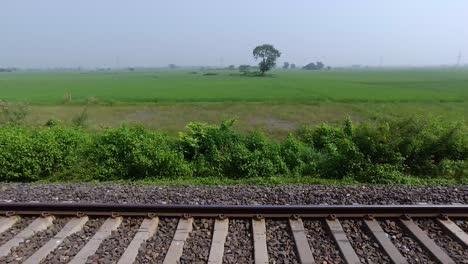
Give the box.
[1,217,69,264]
[134,217,178,264]
[266,219,299,264]
[454,219,468,233]
[341,219,389,264]
[303,219,344,264]
[415,219,468,263]
[180,218,214,264]
[378,219,435,264]
[0,217,33,246]
[0,184,467,205]
[223,219,254,263]
[85,217,143,264]
[41,217,105,263]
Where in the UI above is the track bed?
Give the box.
[1,203,468,263]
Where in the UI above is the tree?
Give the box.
[282,62,289,69]
[253,44,281,75]
[302,62,317,70]
[316,61,324,70]
[168,64,177,69]
[227,65,235,70]
[290,63,296,69]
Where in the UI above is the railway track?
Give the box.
[0,203,467,264]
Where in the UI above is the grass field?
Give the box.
[0,69,466,138]
[1,69,467,104]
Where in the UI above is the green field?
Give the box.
[0,69,467,138]
[1,69,467,104]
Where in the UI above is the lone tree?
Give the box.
[290,63,296,69]
[282,62,289,69]
[253,44,281,75]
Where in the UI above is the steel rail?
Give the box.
[1,202,468,218]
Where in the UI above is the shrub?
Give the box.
[281,134,319,175]
[45,118,62,127]
[179,119,240,177]
[0,117,465,183]
[86,125,191,180]
[0,126,88,181]
[234,131,287,177]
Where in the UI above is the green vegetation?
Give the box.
[0,117,466,184]
[0,69,466,184]
[0,69,467,104]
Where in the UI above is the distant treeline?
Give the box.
[0,117,465,183]
[0,68,18,72]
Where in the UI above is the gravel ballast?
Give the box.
[266,219,299,263]
[0,183,467,263]
[134,217,178,264]
[85,217,143,263]
[2,217,70,264]
[341,219,389,263]
[415,219,468,263]
[303,219,344,263]
[378,219,435,264]
[180,218,214,263]
[41,217,105,263]
[0,217,33,246]
[0,184,466,205]
[223,219,254,263]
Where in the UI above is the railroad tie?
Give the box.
[0,216,54,258]
[207,218,229,264]
[363,218,408,264]
[289,218,315,264]
[400,218,455,264]
[23,216,89,264]
[325,218,361,264]
[0,216,19,235]
[117,217,160,264]
[252,218,269,264]
[436,217,468,249]
[69,216,122,264]
[162,217,193,264]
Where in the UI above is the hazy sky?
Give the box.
[1,0,467,68]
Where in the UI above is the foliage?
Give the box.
[0,117,465,183]
[0,126,89,181]
[303,61,325,70]
[86,125,191,180]
[253,44,281,74]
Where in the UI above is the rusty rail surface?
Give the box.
[1,202,468,218]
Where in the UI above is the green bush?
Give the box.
[0,126,88,181]
[179,119,240,177]
[87,125,191,180]
[233,131,287,177]
[281,134,319,175]
[0,117,465,183]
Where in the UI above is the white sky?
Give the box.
[1,0,467,68]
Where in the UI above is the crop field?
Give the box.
[0,69,467,138]
[0,69,467,103]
